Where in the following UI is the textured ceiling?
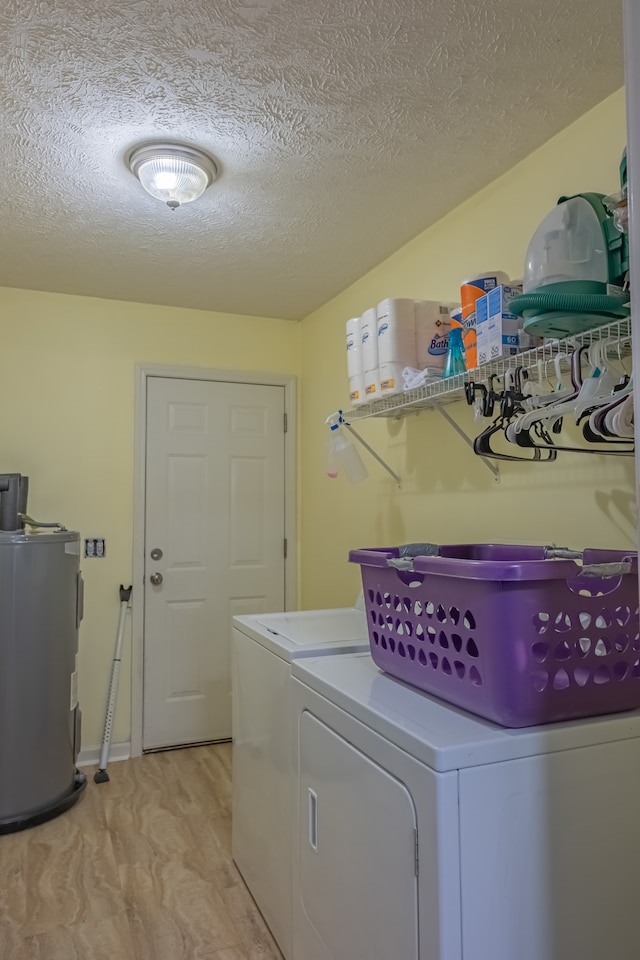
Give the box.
[0,0,624,320]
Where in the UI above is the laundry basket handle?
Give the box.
[545,546,634,578]
[387,543,439,572]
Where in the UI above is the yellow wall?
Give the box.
[300,88,635,609]
[0,287,300,747]
[0,88,632,751]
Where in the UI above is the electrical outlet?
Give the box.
[85,538,106,558]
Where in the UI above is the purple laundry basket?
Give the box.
[350,544,640,727]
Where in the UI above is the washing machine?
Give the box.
[291,652,640,960]
[231,608,370,959]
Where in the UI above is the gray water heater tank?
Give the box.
[0,528,86,833]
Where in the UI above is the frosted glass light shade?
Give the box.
[128,143,217,209]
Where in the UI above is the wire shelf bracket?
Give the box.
[432,401,500,483]
[337,413,402,487]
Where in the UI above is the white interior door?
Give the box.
[143,376,287,750]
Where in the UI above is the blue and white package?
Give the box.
[486,284,523,361]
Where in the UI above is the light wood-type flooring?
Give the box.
[0,744,283,960]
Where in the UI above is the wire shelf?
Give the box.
[341,316,632,421]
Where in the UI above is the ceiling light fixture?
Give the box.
[128,142,217,211]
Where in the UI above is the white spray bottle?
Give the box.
[325,415,369,483]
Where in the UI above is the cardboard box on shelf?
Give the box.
[485,284,523,363]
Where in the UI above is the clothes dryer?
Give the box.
[292,652,640,960]
[231,608,369,958]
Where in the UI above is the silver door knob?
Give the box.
[150,547,163,561]
[149,572,163,586]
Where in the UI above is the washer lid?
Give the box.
[292,653,640,771]
[233,607,370,660]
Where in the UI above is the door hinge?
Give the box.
[284,412,288,433]
[414,829,419,876]
[283,538,288,559]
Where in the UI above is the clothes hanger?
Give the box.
[474,379,558,462]
[510,345,588,435]
[464,374,504,418]
[583,380,634,441]
[510,408,634,456]
[503,343,634,454]
[581,339,633,439]
[576,342,633,440]
[474,416,558,461]
[511,342,629,439]
[571,339,624,419]
[510,389,635,456]
[520,353,574,409]
[607,393,634,437]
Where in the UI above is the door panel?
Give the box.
[168,455,208,563]
[297,710,420,960]
[143,377,286,749]
[230,458,268,564]
[166,600,206,696]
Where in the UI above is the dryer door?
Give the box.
[298,710,419,960]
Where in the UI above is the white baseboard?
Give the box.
[77,741,131,767]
